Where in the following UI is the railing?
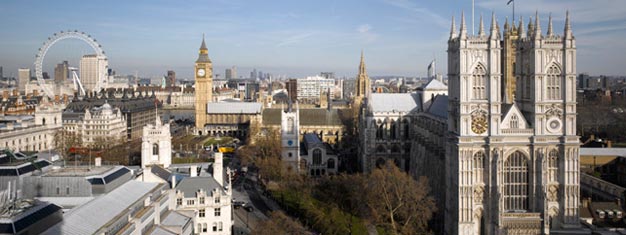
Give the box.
[581,173,626,200]
[501,129,534,135]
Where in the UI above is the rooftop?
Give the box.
[369,93,421,113]
[175,176,225,198]
[207,102,262,114]
[41,181,161,235]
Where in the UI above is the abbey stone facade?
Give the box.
[444,12,581,234]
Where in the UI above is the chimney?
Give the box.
[54,95,60,103]
[33,90,39,96]
[12,89,18,96]
[95,157,102,167]
[190,165,197,177]
[171,174,177,189]
[213,152,224,187]
[2,91,8,100]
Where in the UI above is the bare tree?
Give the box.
[252,211,308,235]
[53,129,83,158]
[365,160,436,235]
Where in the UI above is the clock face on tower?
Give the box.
[288,140,293,146]
[471,115,488,134]
[197,68,206,77]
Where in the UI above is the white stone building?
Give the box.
[173,153,232,235]
[62,101,127,148]
[141,113,171,169]
[444,12,582,234]
[281,102,300,171]
[0,97,62,152]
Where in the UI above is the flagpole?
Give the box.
[472,0,474,35]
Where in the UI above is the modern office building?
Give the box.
[80,54,108,92]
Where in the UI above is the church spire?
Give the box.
[478,14,485,37]
[534,11,542,39]
[518,16,526,38]
[450,16,457,40]
[564,10,573,39]
[200,34,208,54]
[489,12,498,39]
[504,16,510,33]
[359,50,367,75]
[547,13,554,37]
[196,34,211,63]
[460,11,467,39]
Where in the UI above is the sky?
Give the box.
[0,0,625,80]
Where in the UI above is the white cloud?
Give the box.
[358,24,372,33]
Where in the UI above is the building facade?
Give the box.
[444,12,581,234]
[281,102,300,171]
[63,101,127,148]
[0,97,62,152]
[194,36,214,131]
[141,113,171,169]
[80,54,108,92]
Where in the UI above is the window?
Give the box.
[390,120,397,139]
[547,65,561,100]
[202,223,207,232]
[199,209,205,218]
[510,115,519,129]
[313,149,322,165]
[472,65,487,100]
[153,143,159,155]
[218,222,223,231]
[214,208,221,216]
[548,150,558,182]
[287,117,294,134]
[473,152,485,183]
[56,187,60,195]
[504,151,529,211]
[176,198,182,206]
[215,196,220,204]
[187,200,195,206]
[327,158,335,169]
[199,197,205,204]
[212,223,217,232]
[66,187,70,195]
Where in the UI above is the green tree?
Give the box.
[252,211,308,235]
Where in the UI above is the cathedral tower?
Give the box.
[194,35,213,131]
[353,51,371,108]
[445,11,580,234]
[141,110,172,169]
[281,101,300,171]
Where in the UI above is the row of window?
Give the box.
[197,222,223,233]
[176,196,221,206]
[470,64,562,100]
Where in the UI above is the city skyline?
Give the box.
[0,0,624,78]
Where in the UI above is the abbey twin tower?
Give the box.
[445,11,581,234]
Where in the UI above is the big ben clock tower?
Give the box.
[194,35,213,131]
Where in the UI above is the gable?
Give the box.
[501,103,529,129]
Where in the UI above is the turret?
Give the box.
[534,11,542,40]
[518,16,526,38]
[564,10,573,39]
[478,14,485,37]
[460,11,467,39]
[489,12,499,40]
[450,16,457,40]
[547,13,554,37]
[504,17,510,34]
[528,16,535,38]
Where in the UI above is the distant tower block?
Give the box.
[141,112,172,168]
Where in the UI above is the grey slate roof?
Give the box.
[262,108,349,126]
[41,181,160,235]
[369,93,421,113]
[147,226,177,235]
[207,102,262,114]
[161,210,192,227]
[426,95,448,119]
[175,176,225,198]
[421,78,448,90]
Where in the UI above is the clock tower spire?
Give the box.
[194,34,213,132]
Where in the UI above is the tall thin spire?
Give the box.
[528,16,534,38]
[518,16,526,38]
[504,16,510,33]
[534,11,542,39]
[460,11,467,39]
[450,16,457,40]
[489,12,498,39]
[359,50,366,75]
[547,13,554,37]
[564,10,573,39]
[478,14,485,37]
[200,34,207,51]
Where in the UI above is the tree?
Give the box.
[365,160,436,235]
[315,174,367,234]
[252,211,308,235]
[53,129,83,158]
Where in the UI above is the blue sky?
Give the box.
[0,0,625,79]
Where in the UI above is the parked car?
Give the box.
[233,201,246,209]
[243,204,254,212]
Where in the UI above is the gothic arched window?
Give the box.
[377,123,385,139]
[472,65,487,100]
[313,149,322,165]
[390,120,397,140]
[548,149,558,182]
[402,119,410,139]
[327,158,335,169]
[473,151,485,183]
[504,151,529,211]
[547,65,562,100]
[152,143,159,155]
[510,115,519,129]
